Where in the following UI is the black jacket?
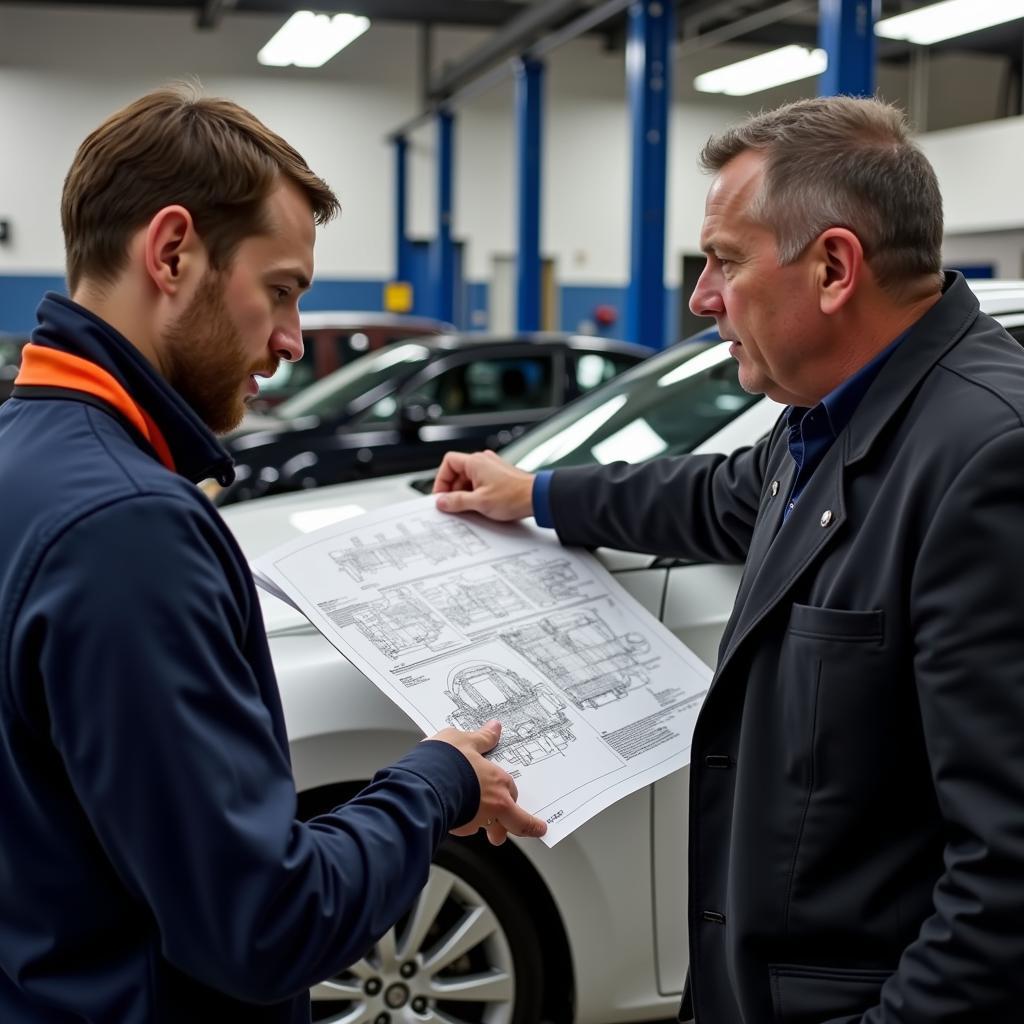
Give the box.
[0,295,478,1022]
[548,274,1024,1022]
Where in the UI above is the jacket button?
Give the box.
[820,509,833,528]
[704,755,732,769]
[702,910,726,924]
[770,480,780,497]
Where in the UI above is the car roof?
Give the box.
[969,280,1024,317]
[299,311,455,331]
[412,331,653,358]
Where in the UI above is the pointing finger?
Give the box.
[501,806,548,839]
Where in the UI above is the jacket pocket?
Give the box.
[776,605,886,789]
[769,963,892,1024]
[787,603,883,642]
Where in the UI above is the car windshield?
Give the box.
[274,342,432,421]
[502,336,760,471]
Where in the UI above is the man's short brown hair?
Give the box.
[700,96,943,293]
[62,83,340,293]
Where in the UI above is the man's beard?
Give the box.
[163,272,277,434]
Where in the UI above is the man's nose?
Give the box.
[689,266,722,318]
[272,312,303,363]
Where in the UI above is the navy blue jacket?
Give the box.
[0,295,479,1022]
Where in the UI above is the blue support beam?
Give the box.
[625,0,673,350]
[818,0,876,98]
[393,135,414,285]
[515,57,545,333]
[431,109,456,323]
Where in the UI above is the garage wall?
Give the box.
[0,5,751,336]
[1,4,1022,338]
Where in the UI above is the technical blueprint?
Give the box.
[252,495,712,846]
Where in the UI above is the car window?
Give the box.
[574,352,625,393]
[415,355,555,416]
[504,340,760,471]
[275,342,432,421]
[351,394,401,426]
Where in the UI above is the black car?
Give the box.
[216,332,651,505]
[0,334,27,406]
[250,311,454,411]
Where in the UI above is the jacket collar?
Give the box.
[31,292,235,486]
[844,271,979,466]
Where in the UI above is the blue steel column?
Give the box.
[625,0,672,349]
[516,57,544,332]
[393,135,414,283]
[818,0,877,97]
[431,109,455,323]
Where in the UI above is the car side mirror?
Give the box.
[399,397,442,438]
[399,401,429,439]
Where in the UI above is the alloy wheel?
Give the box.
[311,863,516,1024]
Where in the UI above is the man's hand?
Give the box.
[433,450,535,522]
[429,720,547,846]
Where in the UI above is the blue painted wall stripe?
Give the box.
[0,276,683,343]
[0,275,68,334]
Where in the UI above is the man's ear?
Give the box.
[814,227,863,316]
[142,205,205,297]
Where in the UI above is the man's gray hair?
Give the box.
[700,96,944,292]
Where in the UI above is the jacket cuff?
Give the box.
[389,739,481,830]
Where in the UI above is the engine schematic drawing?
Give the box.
[493,553,589,606]
[415,570,530,629]
[329,519,487,583]
[501,609,653,710]
[320,587,451,660]
[445,662,575,768]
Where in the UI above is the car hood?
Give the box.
[221,471,427,632]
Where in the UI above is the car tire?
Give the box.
[310,837,546,1024]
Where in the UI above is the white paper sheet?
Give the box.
[252,495,712,846]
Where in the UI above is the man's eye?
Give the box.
[273,287,290,300]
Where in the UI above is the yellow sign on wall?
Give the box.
[384,280,413,313]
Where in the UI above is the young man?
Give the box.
[0,86,544,1022]
[435,97,1024,1021]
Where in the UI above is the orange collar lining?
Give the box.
[15,343,176,472]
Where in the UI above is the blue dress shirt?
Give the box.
[782,331,905,518]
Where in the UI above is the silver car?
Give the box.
[221,281,1024,1024]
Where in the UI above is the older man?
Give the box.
[435,97,1024,1022]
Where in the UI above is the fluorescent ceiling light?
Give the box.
[875,0,1024,46]
[694,45,828,96]
[258,11,370,68]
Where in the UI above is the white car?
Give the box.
[221,281,1024,1024]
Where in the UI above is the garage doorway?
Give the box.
[490,254,559,332]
